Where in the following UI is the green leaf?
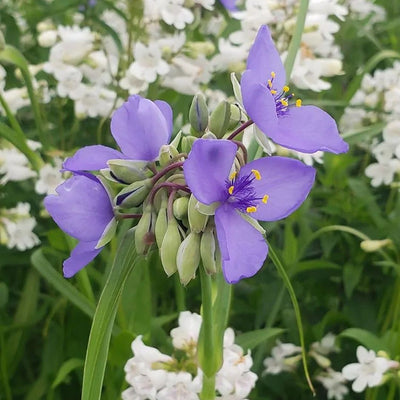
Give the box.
[342,122,386,144]
[51,358,84,389]
[0,45,46,147]
[236,328,285,351]
[339,328,390,353]
[31,249,95,319]
[82,228,139,400]
[343,263,364,298]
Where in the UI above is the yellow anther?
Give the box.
[283,85,290,92]
[251,169,261,180]
[267,79,273,88]
[296,99,302,107]
[229,171,237,180]
[262,194,269,204]
[271,71,276,78]
[246,206,257,213]
[228,185,234,195]
[280,99,288,107]
[271,89,277,95]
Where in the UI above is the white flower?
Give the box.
[383,120,400,145]
[159,0,194,30]
[130,42,169,83]
[158,372,200,400]
[0,148,36,184]
[194,0,215,11]
[311,333,339,356]
[263,340,302,375]
[342,346,394,393]
[170,311,202,351]
[1,203,40,251]
[365,161,400,187]
[316,369,349,400]
[38,30,58,47]
[35,160,64,195]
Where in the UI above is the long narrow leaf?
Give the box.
[82,228,138,400]
[31,249,95,318]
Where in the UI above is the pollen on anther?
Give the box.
[251,169,261,180]
[283,85,290,92]
[271,71,276,78]
[229,171,237,180]
[246,206,257,213]
[267,79,273,88]
[271,89,277,95]
[228,185,234,195]
[296,99,302,107]
[262,194,269,204]
[280,99,288,107]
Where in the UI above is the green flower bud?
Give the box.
[188,194,208,233]
[107,159,147,183]
[177,232,201,286]
[173,196,189,220]
[155,199,168,248]
[227,104,241,130]
[159,144,180,167]
[185,41,215,57]
[209,100,231,139]
[360,238,393,253]
[160,219,182,276]
[201,132,217,140]
[189,94,209,135]
[115,178,152,208]
[181,135,197,154]
[0,224,8,245]
[135,205,154,255]
[309,350,331,369]
[200,228,217,275]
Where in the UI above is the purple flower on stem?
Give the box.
[184,139,316,283]
[63,95,173,172]
[241,25,348,154]
[44,174,115,277]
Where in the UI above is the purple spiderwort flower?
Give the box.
[184,139,316,283]
[219,0,238,11]
[63,95,173,172]
[241,25,349,154]
[44,174,114,277]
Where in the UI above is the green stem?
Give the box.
[199,267,216,400]
[267,242,315,395]
[284,0,310,79]
[174,274,186,312]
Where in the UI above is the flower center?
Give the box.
[225,169,269,214]
[267,72,302,117]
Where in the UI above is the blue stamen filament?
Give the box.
[267,71,302,117]
[225,169,268,214]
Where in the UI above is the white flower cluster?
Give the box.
[0,203,40,251]
[122,311,258,400]
[263,335,400,399]
[340,62,400,186]
[39,22,118,118]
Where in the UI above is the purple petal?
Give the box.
[240,156,315,221]
[63,145,126,172]
[63,240,102,278]
[184,139,237,205]
[215,204,268,284]
[154,100,173,140]
[110,95,172,161]
[44,174,114,242]
[270,105,349,154]
[246,25,286,91]
[241,70,278,131]
[219,0,238,11]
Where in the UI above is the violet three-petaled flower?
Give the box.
[44,174,114,277]
[219,0,238,11]
[63,95,173,172]
[241,25,349,155]
[184,139,316,283]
